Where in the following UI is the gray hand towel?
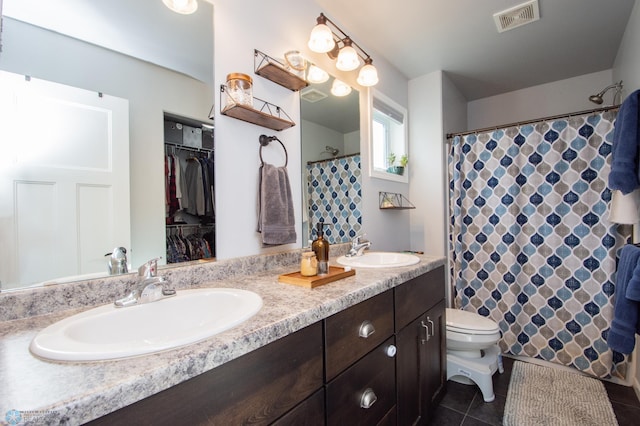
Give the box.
[257,162,297,246]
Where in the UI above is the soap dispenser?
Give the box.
[312,220,330,275]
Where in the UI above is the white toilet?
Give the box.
[446,308,503,402]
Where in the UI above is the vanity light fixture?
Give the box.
[308,13,379,87]
[163,0,198,15]
[357,58,379,87]
[308,14,335,53]
[336,38,359,71]
[331,79,352,97]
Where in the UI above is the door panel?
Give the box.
[0,70,130,289]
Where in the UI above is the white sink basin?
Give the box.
[30,288,262,362]
[337,252,420,268]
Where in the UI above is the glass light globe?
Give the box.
[336,43,359,71]
[357,62,379,86]
[308,24,335,53]
[331,79,352,97]
[307,65,330,84]
[163,0,198,14]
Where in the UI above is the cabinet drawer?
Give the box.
[325,290,394,381]
[326,337,397,426]
[395,266,445,331]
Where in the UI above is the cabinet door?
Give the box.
[272,389,325,426]
[396,316,422,425]
[396,300,446,426]
[89,322,323,425]
[424,300,446,411]
[395,266,445,331]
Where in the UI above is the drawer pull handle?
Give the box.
[428,317,435,337]
[359,320,376,338]
[421,320,431,344]
[360,388,378,409]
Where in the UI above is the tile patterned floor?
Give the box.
[430,356,640,425]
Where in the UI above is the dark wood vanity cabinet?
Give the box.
[89,266,446,426]
[324,291,397,425]
[89,322,324,426]
[395,266,447,425]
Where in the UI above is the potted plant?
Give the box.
[387,153,407,175]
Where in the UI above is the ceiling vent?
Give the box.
[301,88,328,103]
[493,0,540,33]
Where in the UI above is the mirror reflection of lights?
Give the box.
[307,65,330,84]
[331,79,352,97]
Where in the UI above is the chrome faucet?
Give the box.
[347,234,371,257]
[105,247,128,275]
[114,258,176,308]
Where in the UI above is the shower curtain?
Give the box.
[448,109,632,379]
[307,154,362,244]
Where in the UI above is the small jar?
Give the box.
[300,252,318,277]
[226,73,253,108]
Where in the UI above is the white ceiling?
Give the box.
[316,0,635,100]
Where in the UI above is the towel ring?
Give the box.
[259,134,288,167]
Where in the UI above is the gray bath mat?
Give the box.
[503,361,618,426]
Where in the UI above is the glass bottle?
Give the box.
[300,252,318,276]
[226,73,253,108]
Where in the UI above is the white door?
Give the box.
[0,70,130,289]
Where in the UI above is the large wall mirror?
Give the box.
[300,75,361,246]
[0,0,214,291]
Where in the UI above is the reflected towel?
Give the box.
[608,244,640,354]
[608,90,640,194]
[257,162,296,246]
[609,189,640,224]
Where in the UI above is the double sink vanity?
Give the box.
[0,247,446,425]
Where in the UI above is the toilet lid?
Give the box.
[446,308,500,335]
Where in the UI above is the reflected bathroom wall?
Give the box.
[0,0,214,290]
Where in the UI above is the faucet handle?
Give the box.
[138,257,161,278]
[353,233,367,244]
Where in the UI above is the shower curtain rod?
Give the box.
[307,152,360,166]
[446,104,620,139]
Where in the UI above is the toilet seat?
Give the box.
[446,308,500,335]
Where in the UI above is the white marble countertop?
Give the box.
[0,254,445,425]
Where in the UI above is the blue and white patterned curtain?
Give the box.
[307,154,362,244]
[448,110,632,379]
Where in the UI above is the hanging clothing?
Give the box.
[448,109,632,380]
[184,157,205,216]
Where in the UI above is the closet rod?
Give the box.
[165,142,213,154]
[446,104,620,140]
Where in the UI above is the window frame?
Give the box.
[369,89,409,183]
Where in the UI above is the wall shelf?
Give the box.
[220,85,295,131]
[379,192,415,210]
[254,49,309,92]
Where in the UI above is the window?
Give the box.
[370,90,408,183]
